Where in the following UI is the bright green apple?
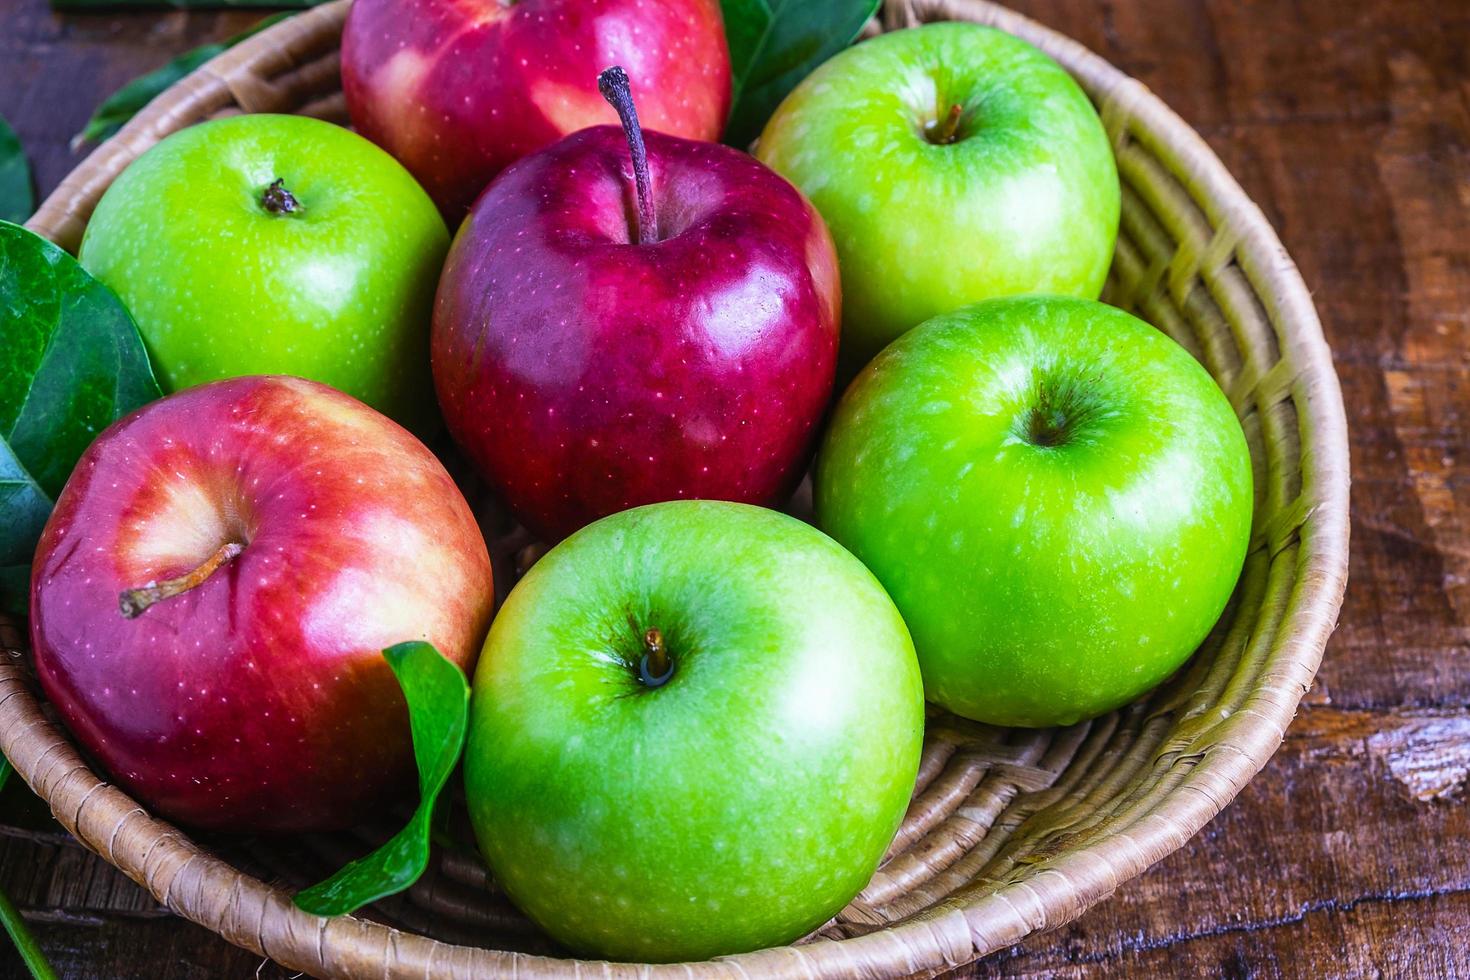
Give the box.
[463,500,924,962]
[757,23,1119,367]
[815,297,1253,728]
[79,114,447,430]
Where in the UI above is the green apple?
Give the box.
[756,23,1119,367]
[79,114,447,430]
[815,297,1253,728]
[464,501,924,962]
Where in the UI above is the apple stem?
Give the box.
[926,103,965,145]
[597,66,657,245]
[261,178,303,216]
[638,627,673,687]
[119,541,244,619]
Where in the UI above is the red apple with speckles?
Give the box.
[341,0,731,217]
[28,376,494,833]
[432,68,840,541]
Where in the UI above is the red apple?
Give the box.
[341,0,732,217]
[28,376,494,833]
[432,68,840,541]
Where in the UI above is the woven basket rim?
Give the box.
[7,0,1350,976]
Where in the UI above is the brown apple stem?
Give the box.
[119,541,244,619]
[926,103,965,145]
[597,65,657,245]
[638,626,673,687]
[260,178,303,215]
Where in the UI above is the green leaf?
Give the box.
[0,221,163,613]
[0,762,61,980]
[0,117,33,225]
[294,642,471,916]
[721,0,880,149]
[0,443,50,619]
[73,12,296,147]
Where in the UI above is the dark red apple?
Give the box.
[432,68,841,541]
[341,0,732,217]
[28,376,494,833]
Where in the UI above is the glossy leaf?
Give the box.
[294,642,471,916]
[721,0,880,148]
[0,221,162,614]
[0,762,61,980]
[0,117,32,225]
[73,12,295,147]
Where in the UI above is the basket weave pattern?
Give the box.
[3,0,1350,976]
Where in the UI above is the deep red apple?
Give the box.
[28,376,494,833]
[341,0,732,217]
[432,68,841,541]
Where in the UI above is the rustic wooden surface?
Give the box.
[0,0,1465,976]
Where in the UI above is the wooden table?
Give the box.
[1,0,1465,976]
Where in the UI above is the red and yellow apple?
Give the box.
[28,376,494,832]
[341,0,732,216]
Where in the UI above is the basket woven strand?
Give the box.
[3,0,1350,976]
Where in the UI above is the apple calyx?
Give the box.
[637,626,674,688]
[1025,405,1070,447]
[119,540,245,619]
[924,104,966,145]
[597,65,657,245]
[1021,376,1103,448]
[260,178,304,216]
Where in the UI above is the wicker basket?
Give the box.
[3,0,1350,976]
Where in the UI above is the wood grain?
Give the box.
[0,0,1465,976]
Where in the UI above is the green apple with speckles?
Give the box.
[463,500,924,962]
[815,297,1253,728]
[78,114,448,431]
[756,22,1120,368]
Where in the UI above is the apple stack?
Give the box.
[22,0,1252,965]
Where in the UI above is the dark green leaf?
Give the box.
[294,642,471,916]
[0,221,162,613]
[0,762,61,980]
[0,117,32,225]
[0,442,50,618]
[721,0,880,149]
[74,12,296,147]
